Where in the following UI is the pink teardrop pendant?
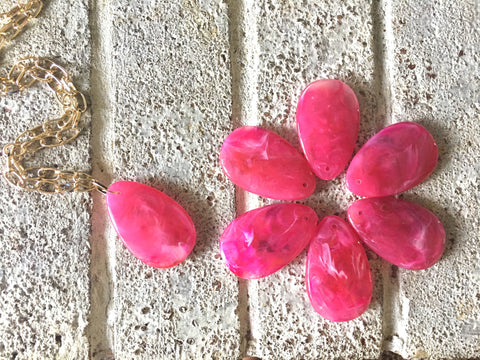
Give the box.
[220,203,318,279]
[347,197,445,270]
[296,79,360,180]
[346,121,438,197]
[306,216,372,322]
[220,126,316,200]
[106,181,196,268]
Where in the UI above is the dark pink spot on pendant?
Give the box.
[347,197,445,270]
[296,79,360,180]
[106,181,196,268]
[220,126,316,200]
[306,216,372,322]
[346,121,438,197]
[220,203,318,279]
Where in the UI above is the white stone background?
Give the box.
[0,0,479,359]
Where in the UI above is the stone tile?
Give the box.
[109,1,240,358]
[2,0,477,358]
[0,1,91,358]
[243,1,384,358]
[387,1,480,358]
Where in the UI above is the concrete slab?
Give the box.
[108,1,240,358]
[1,0,478,358]
[386,1,480,358]
[0,0,91,358]
[239,1,385,358]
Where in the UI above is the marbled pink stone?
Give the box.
[220,203,318,279]
[306,216,372,322]
[346,122,438,197]
[220,126,316,200]
[348,197,445,270]
[296,79,360,180]
[106,181,196,268]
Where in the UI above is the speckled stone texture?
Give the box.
[108,1,240,358]
[0,1,91,358]
[384,0,480,358]
[1,0,479,359]
[243,1,384,358]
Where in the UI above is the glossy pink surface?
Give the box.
[106,181,196,268]
[348,197,445,270]
[346,122,438,197]
[220,126,316,200]
[306,216,372,322]
[297,79,360,180]
[220,203,318,279]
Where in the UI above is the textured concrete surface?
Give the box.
[0,0,479,359]
[105,1,240,359]
[0,1,91,358]
[240,1,385,358]
[384,0,480,358]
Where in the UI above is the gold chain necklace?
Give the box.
[0,0,197,269]
[1,0,106,194]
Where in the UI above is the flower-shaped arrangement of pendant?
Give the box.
[219,79,445,322]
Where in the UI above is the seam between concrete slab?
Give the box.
[372,0,407,357]
[373,0,394,126]
[228,0,260,129]
[380,1,410,356]
[87,0,115,358]
[228,0,261,357]
[382,264,409,357]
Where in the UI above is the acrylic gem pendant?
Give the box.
[220,203,318,279]
[106,181,196,268]
[348,197,445,270]
[296,79,360,180]
[220,126,316,200]
[306,216,372,322]
[346,122,438,197]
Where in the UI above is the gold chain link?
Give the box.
[0,0,42,50]
[1,1,106,194]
